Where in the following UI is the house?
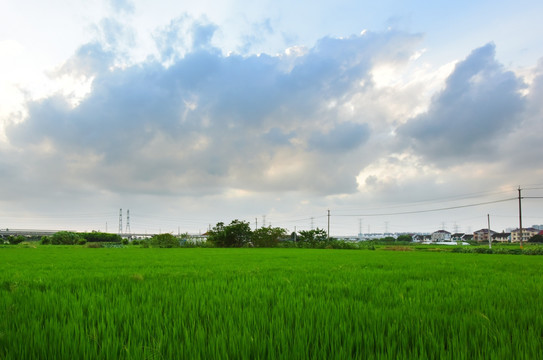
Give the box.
[492,232,511,243]
[431,230,451,242]
[462,234,473,242]
[451,233,465,242]
[473,229,496,242]
[511,228,539,242]
[412,234,431,242]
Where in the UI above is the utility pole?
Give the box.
[118,208,122,236]
[255,217,258,230]
[311,217,314,230]
[126,209,131,235]
[327,209,330,240]
[518,186,524,249]
[487,214,492,249]
[262,215,266,228]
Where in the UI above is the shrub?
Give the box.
[81,232,122,243]
[148,233,179,248]
[8,235,26,245]
[86,242,103,248]
[40,236,51,245]
[50,231,83,245]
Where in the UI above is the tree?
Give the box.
[529,234,543,243]
[8,235,25,245]
[149,233,179,248]
[81,232,122,243]
[252,226,287,247]
[207,220,252,247]
[50,231,83,245]
[297,228,328,244]
[396,234,412,242]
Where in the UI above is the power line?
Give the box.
[334,198,517,217]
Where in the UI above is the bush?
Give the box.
[86,242,103,248]
[77,239,87,245]
[40,236,51,245]
[8,235,26,245]
[50,231,83,245]
[122,238,129,245]
[523,247,543,255]
[149,234,179,248]
[81,232,122,243]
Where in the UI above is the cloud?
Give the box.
[3,26,423,201]
[308,122,370,153]
[398,43,526,166]
[109,0,134,14]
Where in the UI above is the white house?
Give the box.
[431,230,451,242]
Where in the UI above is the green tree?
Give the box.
[40,236,51,245]
[81,232,122,243]
[8,235,25,245]
[207,220,252,247]
[252,226,287,247]
[396,234,412,242]
[529,234,543,243]
[50,231,83,245]
[149,233,179,248]
[297,228,328,244]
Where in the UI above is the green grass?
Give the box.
[1,247,542,359]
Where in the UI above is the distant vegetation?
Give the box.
[39,231,121,245]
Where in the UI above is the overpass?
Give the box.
[0,229,205,240]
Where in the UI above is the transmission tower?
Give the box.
[126,209,131,235]
[118,208,123,235]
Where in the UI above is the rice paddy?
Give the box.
[1,247,542,359]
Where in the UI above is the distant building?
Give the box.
[412,234,431,242]
[473,229,497,242]
[511,228,539,242]
[462,234,473,242]
[451,233,465,242]
[492,232,511,243]
[431,230,451,242]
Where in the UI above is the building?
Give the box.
[492,232,511,243]
[511,228,539,242]
[451,233,465,242]
[431,230,451,242]
[412,234,431,242]
[473,229,496,242]
[462,234,473,242]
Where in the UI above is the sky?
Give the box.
[1,0,543,236]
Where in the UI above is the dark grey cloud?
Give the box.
[398,43,526,165]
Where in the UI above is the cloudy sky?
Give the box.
[1,0,543,235]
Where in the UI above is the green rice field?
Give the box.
[1,247,542,359]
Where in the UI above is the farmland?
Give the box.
[1,247,542,359]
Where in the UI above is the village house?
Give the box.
[510,228,539,242]
[451,233,465,242]
[473,229,496,242]
[492,232,511,243]
[431,230,452,242]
